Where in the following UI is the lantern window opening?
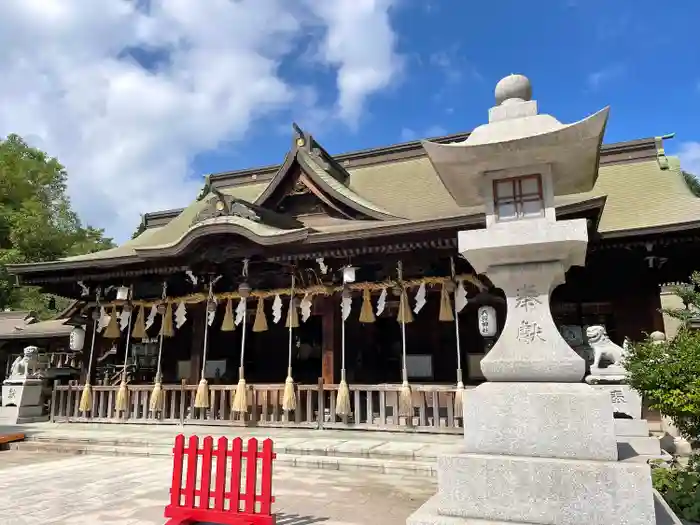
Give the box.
[493,174,544,222]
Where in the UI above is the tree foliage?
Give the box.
[0,134,115,318]
[625,272,700,441]
[131,219,147,240]
[650,456,700,522]
[683,171,700,198]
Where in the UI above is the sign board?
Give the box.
[406,354,433,379]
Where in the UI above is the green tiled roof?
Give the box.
[14,147,700,268]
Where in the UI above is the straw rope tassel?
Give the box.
[160,302,174,337]
[131,305,146,340]
[396,289,414,324]
[451,257,465,417]
[115,288,134,414]
[104,305,121,339]
[150,282,168,412]
[79,292,101,414]
[282,275,297,412]
[439,283,454,322]
[252,297,268,332]
[397,262,413,418]
[194,279,214,409]
[336,298,351,416]
[221,298,235,331]
[232,298,248,414]
[358,288,375,323]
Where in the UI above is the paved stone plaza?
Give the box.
[0,450,435,525]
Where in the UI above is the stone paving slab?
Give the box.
[0,451,436,525]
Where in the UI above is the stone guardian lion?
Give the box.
[585,325,627,370]
[8,346,39,380]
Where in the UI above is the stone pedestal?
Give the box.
[0,379,48,424]
[408,218,657,524]
[588,383,643,419]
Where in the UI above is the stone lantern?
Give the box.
[408,76,658,525]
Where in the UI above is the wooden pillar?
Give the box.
[188,303,206,384]
[649,284,665,333]
[320,296,338,384]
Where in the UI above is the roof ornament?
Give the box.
[292,122,307,148]
[196,175,213,202]
[191,191,262,226]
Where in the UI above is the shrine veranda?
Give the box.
[5,128,700,432]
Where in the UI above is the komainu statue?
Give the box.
[586,325,627,371]
[8,346,40,381]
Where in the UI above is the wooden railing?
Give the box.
[50,381,469,434]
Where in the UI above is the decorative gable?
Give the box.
[254,124,400,221]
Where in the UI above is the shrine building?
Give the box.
[6,75,700,432]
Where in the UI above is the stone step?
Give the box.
[9,440,437,477]
[615,418,652,437]
[617,435,662,456]
[21,433,455,461]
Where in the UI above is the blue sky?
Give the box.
[1,0,697,241]
[195,0,700,176]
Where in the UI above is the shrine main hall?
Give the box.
[6,75,700,431]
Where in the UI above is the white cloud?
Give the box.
[307,0,403,129]
[678,141,700,176]
[586,65,625,91]
[0,0,402,242]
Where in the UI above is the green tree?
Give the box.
[625,273,700,441]
[683,171,700,198]
[626,274,700,520]
[0,134,115,318]
[131,218,147,240]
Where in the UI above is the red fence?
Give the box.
[164,434,276,525]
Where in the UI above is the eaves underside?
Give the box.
[8,198,606,275]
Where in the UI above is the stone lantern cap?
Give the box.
[422,74,610,207]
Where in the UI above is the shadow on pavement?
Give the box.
[276,512,329,524]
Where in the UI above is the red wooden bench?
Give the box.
[164,434,276,525]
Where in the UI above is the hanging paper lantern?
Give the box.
[477,305,497,337]
[238,282,251,298]
[69,326,86,351]
[342,266,357,284]
[156,302,167,315]
[116,286,130,301]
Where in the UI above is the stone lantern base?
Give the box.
[407,381,657,525]
[0,378,48,425]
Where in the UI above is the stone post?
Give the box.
[481,261,585,382]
